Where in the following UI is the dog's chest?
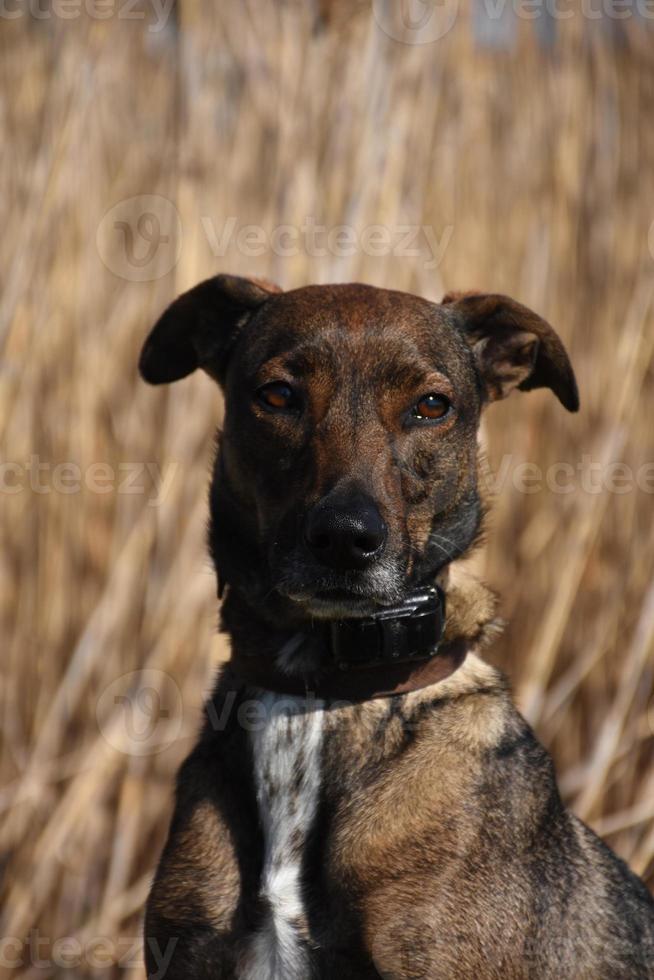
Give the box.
[241,692,325,980]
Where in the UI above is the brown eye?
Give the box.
[256,381,297,412]
[412,393,451,421]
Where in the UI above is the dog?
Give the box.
[139,276,654,980]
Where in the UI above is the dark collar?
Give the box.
[229,586,468,701]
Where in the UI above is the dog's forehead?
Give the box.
[243,283,471,378]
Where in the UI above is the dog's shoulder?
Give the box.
[322,654,535,867]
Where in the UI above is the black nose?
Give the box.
[303,496,387,571]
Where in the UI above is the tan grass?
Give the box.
[1,2,653,976]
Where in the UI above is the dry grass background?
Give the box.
[1,1,653,975]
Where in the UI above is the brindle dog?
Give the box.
[139,277,654,980]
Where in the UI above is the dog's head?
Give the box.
[140,276,578,621]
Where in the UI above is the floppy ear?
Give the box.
[441,291,579,412]
[139,274,282,385]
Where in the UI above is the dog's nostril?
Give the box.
[354,533,381,554]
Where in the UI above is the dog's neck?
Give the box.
[220,563,501,700]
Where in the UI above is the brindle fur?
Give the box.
[140,278,654,979]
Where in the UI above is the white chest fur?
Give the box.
[241,692,325,980]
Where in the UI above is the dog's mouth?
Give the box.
[278,577,405,620]
[272,550,407,619]
[297,588,381,619]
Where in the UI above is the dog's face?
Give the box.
[140,277,578,620]
[219,285,483,618]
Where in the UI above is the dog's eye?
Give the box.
[256,381,296,412]
[412,393,451,421]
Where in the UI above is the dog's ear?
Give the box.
[441,291,579,412]
[139,274,282,385]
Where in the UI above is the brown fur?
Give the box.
[139,277,654,979]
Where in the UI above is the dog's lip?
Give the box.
[274,563,405,611]
[282,583,400,619]
[312,587,364,601]
[294,593,383,620]
[290,583,383,604]
[292,588,376,608]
